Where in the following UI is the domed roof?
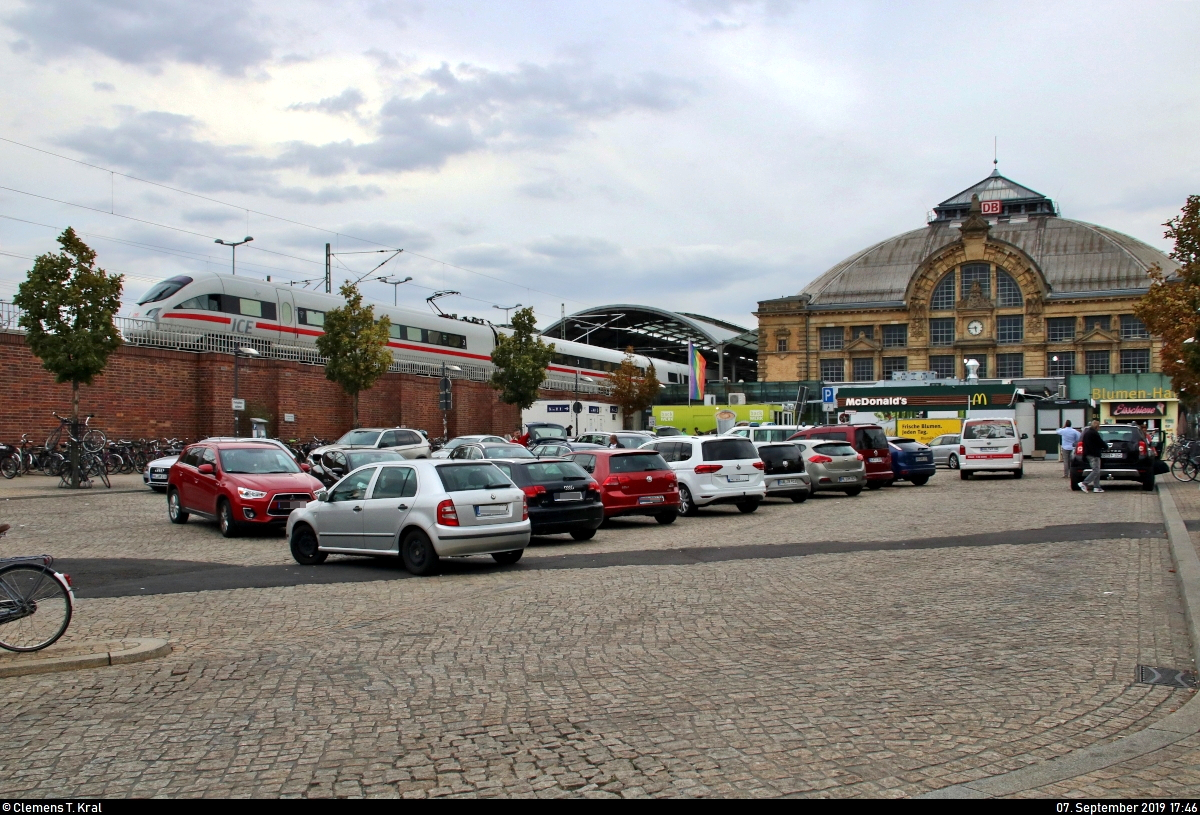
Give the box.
[800,173,1178,307]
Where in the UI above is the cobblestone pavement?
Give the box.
[0,463,1193,797]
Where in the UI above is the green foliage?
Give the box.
[490,307,554,410]
[13,227,123,408]
[315,282,393,427]
[1167,195,1200,272]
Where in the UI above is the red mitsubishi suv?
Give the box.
[566,449,680,524]
[167,441,325,537]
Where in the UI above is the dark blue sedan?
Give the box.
[888,437,936,486]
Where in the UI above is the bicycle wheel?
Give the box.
[0,563,72,652]
[82,429,106,454]
[1170,458,1199,482]
[44,453,64,477]
[103,453,120,475]
[0,455,17,480]
[94,463,110,489]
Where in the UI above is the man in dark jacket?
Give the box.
[1079,418,1106,493]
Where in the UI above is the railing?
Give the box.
[0,300,610,394]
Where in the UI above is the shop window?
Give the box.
[1120,314,1149,340]
[882,324,907,348]
[1047,317,1076,342]
[929,318,954,346]
[819,327,844,351]
[997,353,1024,378]
[929,356,955,378]
[997,315,1023,344]
[1048,352,1076,377]
[1085,350,1111,375]
[819,359,844,382]
[961,263,990,299]
[1120,349,1151,374]
[852,358,874,382]
[930,273,955,311]
[882,357,907,378]
[997,271,1023,307]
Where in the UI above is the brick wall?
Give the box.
[0,332,549,443]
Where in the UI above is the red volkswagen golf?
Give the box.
[167,441,325,537]
[566,449,680,524]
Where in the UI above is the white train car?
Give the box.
[130,271,689,385]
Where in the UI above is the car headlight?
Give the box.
[237,487,268,499]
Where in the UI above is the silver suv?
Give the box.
[307,427,431,471]
[642,436,765,516]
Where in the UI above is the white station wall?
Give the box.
[522,400,624,435]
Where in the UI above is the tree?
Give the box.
[609,347,660,428]
[490,307,554,411]
[14,228,123,487]
[315,282,393,428]
[1135,195,1200,404]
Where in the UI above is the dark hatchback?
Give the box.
[887,437,936,486]
[490,458,605,540]
[1070,424,1160,491]
[759,443,812,502]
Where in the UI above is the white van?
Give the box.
[959,418,1024,480]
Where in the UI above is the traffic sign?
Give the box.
[439,392,452,411]
[572,401,583,414]
[821,387,835,404]
[439,377,452,394]
[231,398,245,411]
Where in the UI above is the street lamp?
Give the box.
[440,362,462,442]
[493,303,522,323]
[215,236,253,275]
[233,345,260,437]
[376,275,413,306]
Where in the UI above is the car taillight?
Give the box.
[810,454,833,464]
[602,476,622,490]
[665,473,676,484]
[1139,441,1147,457]
[856,453,864,461]
[522,496,528,521]
[436,499,459,526]
[695,464,722,474]
[959,445,966,455]
[521,485,547,498]
[752,461,764,470]
[1012,444,1020,454]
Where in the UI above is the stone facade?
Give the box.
[756,190,1164,384]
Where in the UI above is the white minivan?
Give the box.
[958,418,1024,480]
[643,436,766,516]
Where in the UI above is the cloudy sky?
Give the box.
[0,0,1196,329]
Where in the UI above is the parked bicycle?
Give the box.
[46,412,106,454]
[1170,439,1200,482]
[0,524,75,652]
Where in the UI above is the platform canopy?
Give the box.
[542,304,758,381]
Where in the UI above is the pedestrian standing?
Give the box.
[566,424,573,437]
[1079,418,1105,493]
[608,434,620,448]
[1056,420,1081,478]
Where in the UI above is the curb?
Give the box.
[920,484,1200,799]
[0,638,171,678]
[0,488,149,502]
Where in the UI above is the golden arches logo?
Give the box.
[969,393,988,406]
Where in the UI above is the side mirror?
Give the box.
[331,467,345,476]
[198,463,214,475]
[300,462,311,472]
[315,489,329,502]
[1021,433,1029,440]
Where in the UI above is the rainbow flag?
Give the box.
[688,342,706,401]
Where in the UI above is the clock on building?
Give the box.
[967,320,984,336]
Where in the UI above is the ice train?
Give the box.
[130,271,689,385]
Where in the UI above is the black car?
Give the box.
[312,448,405,486]
[1070,423,1160,491]
[490,458,604,541]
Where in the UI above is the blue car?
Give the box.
[888,437,936,486]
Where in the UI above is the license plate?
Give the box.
[475,504,508,517]
[150,473,168,481]
[727,474,749,482]
[915,456,931,462]
[868,457,883,463]
[275,501,305,510]
[638,495,664,504]
[838,476,857,483]
[777,479,801,486]
[554,492,583,502]
[1101,452,1125,459]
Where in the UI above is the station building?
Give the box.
[755,171,1178,385]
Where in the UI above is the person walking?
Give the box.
[1056,420,1081,478]
[1079,418,1106,493]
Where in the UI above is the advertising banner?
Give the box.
[1109,401,1167,418]
[896,418,963,444]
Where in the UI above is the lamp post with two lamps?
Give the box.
[377,275,413,306]
[233,346,261,437]
[215,236,253,275]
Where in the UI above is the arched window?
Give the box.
[960,263,990,299]
[930,273,955,310]
[997,270,1023,308]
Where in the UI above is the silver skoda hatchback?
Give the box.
[287,460,530,575]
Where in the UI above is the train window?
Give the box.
[176,294,220,311]
[239,299,263,318]
[138,276,193,305]
[297,308,325,327]
[406,326,422,342]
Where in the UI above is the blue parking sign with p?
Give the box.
[822,387,835,404]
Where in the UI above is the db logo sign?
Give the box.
[981,200,1002,215]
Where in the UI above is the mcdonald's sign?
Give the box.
[969,393,988,406]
